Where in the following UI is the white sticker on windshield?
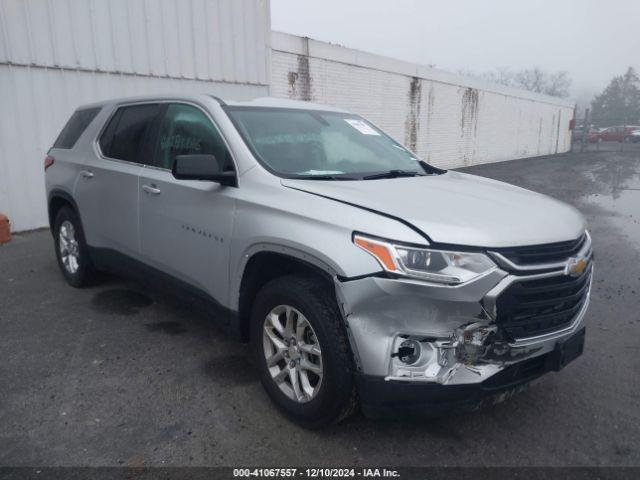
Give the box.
[344,119,380,135]
[299,170,344,175]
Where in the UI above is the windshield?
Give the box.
[224,107,441,179]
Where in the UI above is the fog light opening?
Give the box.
[392,339,421,365]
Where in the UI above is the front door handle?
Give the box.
[80,170,94,179]
[142,184,161,195]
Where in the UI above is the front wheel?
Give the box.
[251,275,357,428]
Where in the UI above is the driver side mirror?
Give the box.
[172,154,237,187]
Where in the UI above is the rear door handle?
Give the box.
[142,184,161,195]
[80,170,94,179]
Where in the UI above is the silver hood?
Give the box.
[282,171,585,248]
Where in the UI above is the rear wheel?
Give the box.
[251,275,357,428]
[53,206,100,287]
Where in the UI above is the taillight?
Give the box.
[44,155,55,170]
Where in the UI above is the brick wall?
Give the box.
[271,33,574,170]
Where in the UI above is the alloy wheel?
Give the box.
[59,220,80,274]
[262,305,323,403]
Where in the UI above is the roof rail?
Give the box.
[209,95,227,106]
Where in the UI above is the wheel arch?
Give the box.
[234,246,340,343]
[48,189,80,233]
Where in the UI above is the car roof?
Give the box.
[223,96,350,112]
[75,94,350,114]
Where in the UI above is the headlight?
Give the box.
[354,234,496,284]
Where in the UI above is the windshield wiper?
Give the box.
[294,174,358,181]
[362,170,425,180]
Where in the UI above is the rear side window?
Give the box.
[99,104,160,163]
[53,107,101,149]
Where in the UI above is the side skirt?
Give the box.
[88,246,242,341]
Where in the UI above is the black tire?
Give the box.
[53,206,101,287]
[250,274,358,428]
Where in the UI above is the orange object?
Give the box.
[354,235,397,271]
[0,214,11,244]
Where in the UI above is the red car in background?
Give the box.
[571,126,601,143]
[597,125,640,142]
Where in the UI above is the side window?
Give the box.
[153,103,232,171]
[98,109,122,154]
[99,104,160,163]
[53,107,101,149]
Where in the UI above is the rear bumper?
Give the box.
[357,327,585,417]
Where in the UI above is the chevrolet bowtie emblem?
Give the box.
[565,256,588,277]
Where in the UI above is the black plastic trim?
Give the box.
[88,247,242,340]
[491,234,586,266]
[208,95,227,106]
[47,189,81,233]
[336,271,390,283]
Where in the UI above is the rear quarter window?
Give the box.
[53,107,101,149]
[99,104,160,163]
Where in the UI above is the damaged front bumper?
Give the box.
[354,325,585,417]
[335,265,591,411]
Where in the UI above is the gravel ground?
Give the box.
[1,147,639,467]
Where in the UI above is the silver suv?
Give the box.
[45,94,592,427]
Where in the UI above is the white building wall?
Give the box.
[0,0,271,232]
[271,32,574,170]
[0,12,577,232]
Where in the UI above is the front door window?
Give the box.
[152,104,232,171]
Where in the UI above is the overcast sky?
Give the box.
[271,0,640,103]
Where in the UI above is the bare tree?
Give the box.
[545,71,572,98]
[460,67,572,98]
[513,67,547,93]
[482,67,514,87]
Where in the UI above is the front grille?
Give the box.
[496,266,591,339]
[493,235,586,266]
